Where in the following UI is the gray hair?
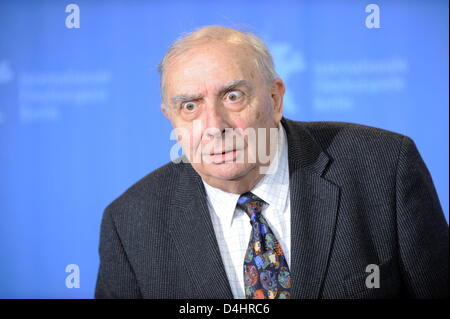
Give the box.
[158,25,278,105]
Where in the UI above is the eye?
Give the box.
[182,101,197,112]
[225,90,243,103]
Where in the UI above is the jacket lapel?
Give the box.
[281,118,340,299]
[168,163,234,298]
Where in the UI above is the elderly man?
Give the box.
[95,26,448,299]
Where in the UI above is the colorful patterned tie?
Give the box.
[238,192,291,299]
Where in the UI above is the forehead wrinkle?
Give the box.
[171,93,204,104]
[170,78,251,104]
[218,79,248,92]
[166,42,257,96]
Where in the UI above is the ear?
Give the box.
[270,78,285,123]
[161,103,170,119]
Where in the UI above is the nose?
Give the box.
[203,103,227,140]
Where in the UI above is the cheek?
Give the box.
[260,98,274,120]
[245,97,273,125]
[240,108,266,129]
[179,125,204,158]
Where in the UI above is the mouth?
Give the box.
[205,149,238,163]
[210,149,235,156]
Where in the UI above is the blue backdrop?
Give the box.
[0,0,448,298]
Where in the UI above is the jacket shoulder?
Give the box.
[301,120,406,144]
[282,118,412,171]
[104,160,185,219]
[288,119,408,154]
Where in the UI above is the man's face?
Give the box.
[162,41,284,185]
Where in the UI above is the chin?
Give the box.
[202,162,255,181]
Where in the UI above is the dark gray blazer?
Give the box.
[95,117,449,299]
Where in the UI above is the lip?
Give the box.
[206,149,238,163]
[210,149,234,155]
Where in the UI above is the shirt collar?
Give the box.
[203,181,241,227]
[251,121,289,217]
[202,122,289,227]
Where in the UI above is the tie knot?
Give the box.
[237,192,266,219]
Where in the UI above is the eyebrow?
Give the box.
[170,79,251,106]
